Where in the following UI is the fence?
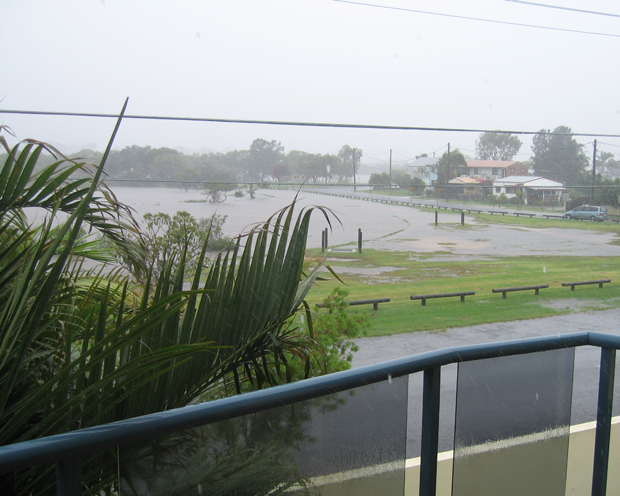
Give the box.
[0,331,618,496]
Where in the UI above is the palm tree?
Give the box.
[0,104,330,494]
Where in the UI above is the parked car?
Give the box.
[564,205,608,221]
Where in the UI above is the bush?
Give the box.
[308,288,369,375]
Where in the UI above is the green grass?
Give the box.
[304,249,620,336]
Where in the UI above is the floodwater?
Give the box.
[111,186,620,258]
[109,185,620,455]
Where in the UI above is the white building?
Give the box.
[492,176,566,204]
[407,156,439,186]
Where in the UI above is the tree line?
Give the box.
[474,127,620,188]
[5,126,618,193]
[15,139,364,186]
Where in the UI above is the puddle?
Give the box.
[323,266,400,275]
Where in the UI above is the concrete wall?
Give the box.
[404,417,620,496]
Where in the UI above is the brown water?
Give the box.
[111,186,620,258]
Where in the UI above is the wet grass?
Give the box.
[470,213,620,233]
[305,249,620,335]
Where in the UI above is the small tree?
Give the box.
[307,288,369,375]
[412,177,427,195]
[205,182,236,203]
[369,172,390,187]
[140,211,231,279]
[514,191,525,209]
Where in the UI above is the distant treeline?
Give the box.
[5,139,366,186]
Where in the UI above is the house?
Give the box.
[601,163,620,181]
[407,156,439,186]
[448,175,485,197]
[465,160,529,180]
[492,176,566,204]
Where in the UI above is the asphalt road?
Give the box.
[352,308,620,456]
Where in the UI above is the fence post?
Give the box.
[461,211,464,225]
[420,366,441,496]
[434,210,438,226]
[592,347,616,496]
[358,228,362,253]
[324,228,328,250]
[56,457,81,496]
[321,230,325,252]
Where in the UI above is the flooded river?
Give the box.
[111,186,620,258]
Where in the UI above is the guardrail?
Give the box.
[316,297,391,311]
[492,284,549,299]
[0,331,618,496]
[563,279,612,291]
[410,291,476,306]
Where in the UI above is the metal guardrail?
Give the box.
[562,279,612,291]
[410,291,476,306]
[0,331,618,496]
[316,297,391,311]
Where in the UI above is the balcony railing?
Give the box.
[0,331,617,496]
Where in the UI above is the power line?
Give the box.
[2,108,620,138]
[363,151,391,158]
[391,150,416,160]
[333,0,620,38]
[599,142,620,149]
[504,0,620,19]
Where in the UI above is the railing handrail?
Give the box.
[0,330,616,474]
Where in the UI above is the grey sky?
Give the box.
[2,0,620,165]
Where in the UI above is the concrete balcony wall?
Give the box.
[401,417,620,496]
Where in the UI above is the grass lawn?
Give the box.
[304,249,620,336]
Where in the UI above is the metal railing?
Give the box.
[0,331,617,496]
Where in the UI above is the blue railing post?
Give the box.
[592,347,616,496]
[420,366,441,496]
[56,457,81,496]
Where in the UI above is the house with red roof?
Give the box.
[465,160,529,180]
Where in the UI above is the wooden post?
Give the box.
[435,210,438,226]
[461,211,464,225]
[358,228,362,253]
[324,228,328,249]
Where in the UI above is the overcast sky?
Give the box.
[2,0,620,166]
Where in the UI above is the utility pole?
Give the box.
[389,149,392,193]
[352,148,357,192]
[592,139,597,204]
[446,143,450,200]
